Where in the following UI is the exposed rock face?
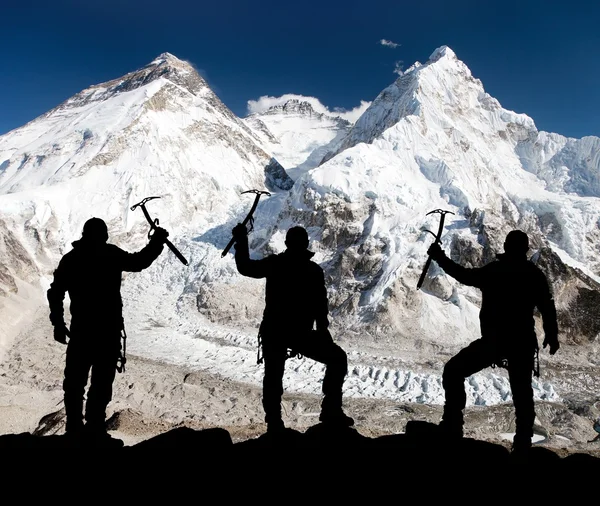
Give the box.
[0,216,42,295]
[534,247,600,344]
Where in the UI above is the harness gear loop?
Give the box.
[116,325,127,374]
[257,332,263,365]
[287,349,302,360]
[255,333,303,365]
[490,341,540,378]
[533,345,540,378]
[491,357,509,370]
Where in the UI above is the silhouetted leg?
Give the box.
[442,339,494,435]
[291,330,351,424]
[507,352,535,449]
[261,343,288,429]
[85,339,120,433]
[63,339,92,434]
[321,344,348,414]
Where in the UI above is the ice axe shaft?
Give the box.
[222,189,271,257]
[130,196,188,266]
[417,209,455,290]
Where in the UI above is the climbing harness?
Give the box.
[255,332,303,365]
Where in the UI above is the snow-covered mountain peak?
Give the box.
[89,51,209,100]
[260,99,352,127]
[263,99,318,116]
[136,52,208,95]
[0,50,291,237]
[149,52,185,65]
[428,45,457,62]
[279,44,600,351]
[0,53,213,144]
[326,45,535,161]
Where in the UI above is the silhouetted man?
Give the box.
[47,217,169,445]
[232,223,353,433]
[427,230,559,452]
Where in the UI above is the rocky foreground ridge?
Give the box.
[1,421,598,497]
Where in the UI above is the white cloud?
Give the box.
[246,94,371,123]
[393,60,405,76]
[333,100,372,122]
[380,39,400,48]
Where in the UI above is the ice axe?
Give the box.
[416,209,455,290]
[130,196,188,265]
[222,189,271,257]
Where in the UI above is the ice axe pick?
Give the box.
[416,209,454,290]
[130,196,188,265]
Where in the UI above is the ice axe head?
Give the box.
[241,189,271,197]
[239,189,271,229]
[426,209,455,217]
[128,195,189,266]
[220,189,271,258]
[130,196,163,237]
[130,196,161,212]
[423,209,455,242]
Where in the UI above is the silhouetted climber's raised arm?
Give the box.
[119,227,169,272]
[232,223,273,278]
[427,242,482,288]
[47,228,168,331]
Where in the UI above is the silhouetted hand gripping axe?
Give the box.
[130,196,188,265]
[222,189,271,257]
[417,209,455,290]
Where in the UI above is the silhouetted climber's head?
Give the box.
[82,217,109,244]
[504,230,529,256]
[285,226,309,252]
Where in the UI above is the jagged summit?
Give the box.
[80,51,208,102]
[18,52,208,122]
[325,44,532,160]
[263,99,318,116]
[149,52,185,65]
[254,99,352,128]
[428,45,457,62]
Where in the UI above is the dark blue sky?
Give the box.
[1,0,598,138]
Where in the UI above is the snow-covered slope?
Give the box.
[1,47,599,409]
[244,98,351,180]
[0,52,291,353]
